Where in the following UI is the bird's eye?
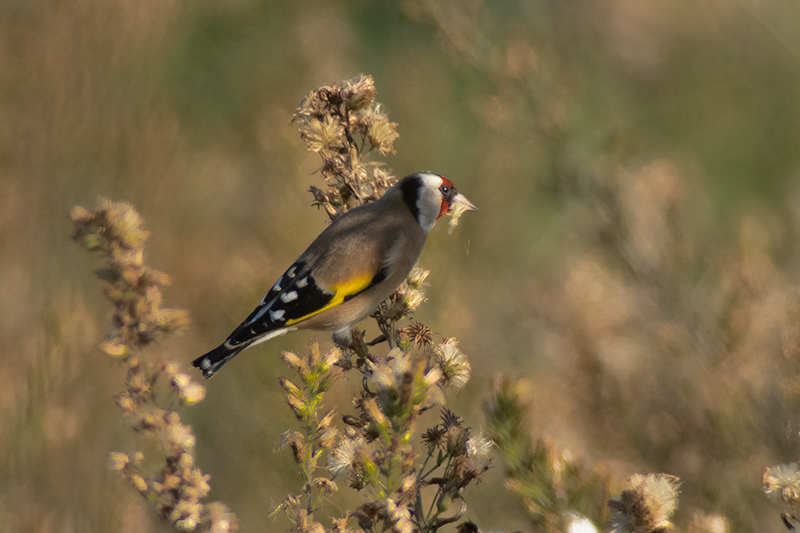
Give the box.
[440,185,450,194]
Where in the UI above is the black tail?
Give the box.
[192,343,246,379]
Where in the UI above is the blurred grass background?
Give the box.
[3,0,800,530]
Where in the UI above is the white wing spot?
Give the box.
[280,291,298,303]
[272,276,283,292]
[270,309,285,321]
[296,277,309,288]
[201,358,211,369]
[287,266,297,278]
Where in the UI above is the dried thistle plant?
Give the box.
[270,342,342,532]
[72,200,236,532]
[485,377,610,532]
[293,74,397,218]
[269,76,486,532]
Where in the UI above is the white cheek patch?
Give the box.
[416,189,440,231]
[414,173,446,232]
[280,291,298,303]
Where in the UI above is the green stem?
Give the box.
[424,457,452,525]
[419,449,447,481]
[303,394,319,514]
[388,320,397,348]
[414,491,425,529]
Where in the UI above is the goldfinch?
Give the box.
[192,172,475,378]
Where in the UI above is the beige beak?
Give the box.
[450,193,477,213]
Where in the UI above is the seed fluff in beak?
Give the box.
[447,193,477,233]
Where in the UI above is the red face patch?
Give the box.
[437,176,456,220]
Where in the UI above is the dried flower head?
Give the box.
[366,108,400,155]
[764,463,800,504]
[422,426,448,453]
[369,348,412,390]
[318,345,344,374]
[407,268,430,289]
[280,350,307,375]
[168,371,206,406]
[343,74,377,111]
[609,473,680,533]
[436,338,471,390]
[109,452,130,471]
[303,115,346,153]
[373,269,432,324]
[385,497,413,531]
[402,321,434,347]
[277,430,306,464]
[465,433,494,470]
[329,436,372,483]
[404,289,426,313]
[130,474,149,493]
[313,477,339,497]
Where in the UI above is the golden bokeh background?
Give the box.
[4,0,800,530]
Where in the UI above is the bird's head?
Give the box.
[400,172,477,232]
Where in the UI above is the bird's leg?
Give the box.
[344,328,371,360]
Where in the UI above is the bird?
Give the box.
[192,171,476,378]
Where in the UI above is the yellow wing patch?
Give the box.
[284,272,375,326]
